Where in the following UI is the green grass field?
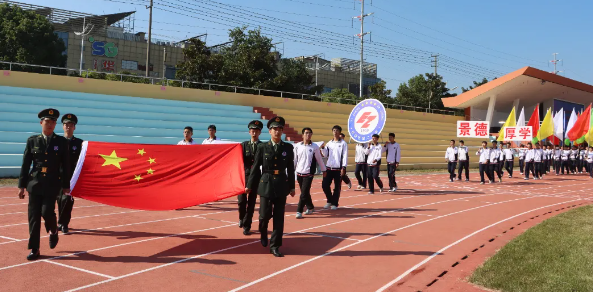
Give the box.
[471,205,593,292]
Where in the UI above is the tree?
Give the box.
[461,77,495,92]
[175,38,222,84]
[0,3,66,68]
[274,58,323,94]
[394,73,456,109]
[368,80,394,104]
[320,88,357,104]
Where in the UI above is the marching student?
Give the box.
[202,125,220,144]
[354,142,368,190]
[457,140,469,181]
[237,120,263,235]
[534,142,544,179]
[476,141,490,184]
[524,142,536,180]
[177,126,197,145]
[489,141,502,183]
[586,146,593,178]
[320,125,348,210]
[561,145,571,174]
[503,142,515,178]
[542,144,549,175]
[365,134,385,194]
[518,144,526,175]
[445,139,458,182]
[554,144,562,175]
[294,128,326,219]
[383,133,401,191]
[339,133,352,189]
[57,114,83,235]
[547,145,554,173]
[578,145,587,174]
[498,143,505,177]
[570,145,578,174]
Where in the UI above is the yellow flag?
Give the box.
[498,107,516,141]
[585,109,593,144]
[537,108,554,141]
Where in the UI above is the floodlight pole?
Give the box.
[79,17,85,74]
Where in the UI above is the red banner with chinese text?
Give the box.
[70,141,245,211]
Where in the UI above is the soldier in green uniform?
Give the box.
[57,113,83,234]
[238,120,263,235]
[246,116,295,257]
[17,109,70,261]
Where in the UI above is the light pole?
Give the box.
[303,53,325,95]
[74,17,94,75]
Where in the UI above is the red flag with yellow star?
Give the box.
[70,141,245,210]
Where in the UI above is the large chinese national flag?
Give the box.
[70,141,245,210]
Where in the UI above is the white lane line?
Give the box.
[375,200,584,291]
[0,210,144,228]
[296,232,362,242]
[43,260,116,279]
[0,211,24,216]
[227,197,582,292]
[0,235,18,241]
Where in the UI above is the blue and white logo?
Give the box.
[348,99,387,143]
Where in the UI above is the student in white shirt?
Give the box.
[202,124,221,144]
[457,140,469,181]
[585,146,593,178]
[534,142,544,179]
[489,141,502,183]
[383,133,401,191]
[497,143,505,178]
[320,125,348,210]
[561,145,571,174]
[177,126,198,145]
[476,141,490,184]
[294,127,326,219]
[578,145,587,174]
[518,144,526,175]
[546,145,554,173]
[444,139,458,182]
[570,145,578,174]
[354,143,368,189]
[503,142,515,178]
[339,133,352,189]
[553,144,562,175]
[524,142,536,180]
[365,134,385,194]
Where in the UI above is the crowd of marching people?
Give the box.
[446,139,593,185]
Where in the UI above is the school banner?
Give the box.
[456,121,490,138]
[502,126,533,141]
[348,99,387,143]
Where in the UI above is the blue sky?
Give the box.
[24,0,591,94]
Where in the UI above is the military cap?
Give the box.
[267,116,285,129]
[61,113,78,125]
[38,108,60,121]
[248,120,263,130]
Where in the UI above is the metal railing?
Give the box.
[0,60,462,116]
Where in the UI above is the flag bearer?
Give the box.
[57,114,83,235]
[177,126,197,145]
[547,145,554,173]
[202,125,220,144]
[476,141,490,184]
[524,142,536,180]
[320,125,348,210]
[294,128,326,219]
[457,140,469,181]
[503,142,515,178]
[578,145,587,174]
[246,116,295,257]
[365,134,385,194]
[498,143,505,177]
[384,133,401,191]
[561,145,571,174]
[18,109,70,261]
[338,133,352,189]
[587,146,593,178]
[534,142,544,179]
[554,144,562,175]
[354,142,368,190]
[445,140,458,182]
[238,120,263,235]
[542,144,549,175]
[570,145,578,174]
[489,141,502,183]
[518,144,526,175]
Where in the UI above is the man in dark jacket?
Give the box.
[57,113,83,234]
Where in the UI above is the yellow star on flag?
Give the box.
[137,149,146,156]
[147,157,156,164]
[134,174,143,182]
[99,151,128,170]
[147,168,155,175]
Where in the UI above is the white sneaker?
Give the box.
[393,187,398,192]
[347,182,352,189]
[357,185,363,190]
[324,203,332,209]
[330,205,338,210]
[380,188,384,193]
[304,209,313,215]
[296,212,303,219]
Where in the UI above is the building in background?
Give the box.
[294,56,380,95]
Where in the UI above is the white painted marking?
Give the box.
[43,260,116,279]
[297,232,362,242]
[0,235,18,241]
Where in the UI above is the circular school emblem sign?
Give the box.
[348,99,387,143]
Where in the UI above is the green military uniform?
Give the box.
[58,114,83,233]
[18,109,70,258]
[247,117,295,257]
[238,120,263,235]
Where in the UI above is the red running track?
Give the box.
[0,172,591,292]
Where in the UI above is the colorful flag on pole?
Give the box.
[536,108,554,142]
[526,105,540,144]
[71,141,245,210]
[514,107,525,146]
[564,108,578,144]
[498,107,516,141]
[566,104,591,142]
[552,108,564,144]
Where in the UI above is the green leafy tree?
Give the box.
[175,38,222,84]
[274,58,323,94]
[462,77,494,92]
[0,3,66,68]
[395,73,456,109]
[368,80,394,104]
[320,88,357,104]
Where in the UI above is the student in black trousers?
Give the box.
[476,141,490,184]
[354,143,368,189]
[365,134,384,194]
[457,140,470,181]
